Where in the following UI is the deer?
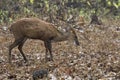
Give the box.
[9,18,80,63]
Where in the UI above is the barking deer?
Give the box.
[9,18,79,63]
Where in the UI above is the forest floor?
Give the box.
[0,19,120,80]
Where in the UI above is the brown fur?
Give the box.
[10,18,61,40]
[9,18,79,63]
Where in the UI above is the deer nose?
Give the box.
[74,36,80,46]
[76,41,80,46]
[74,40,80,46]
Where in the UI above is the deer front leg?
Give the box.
[44,41,53,61]
[18,38,27,62]
[47,41,53,61]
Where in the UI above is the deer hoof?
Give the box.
[45,57,53,62]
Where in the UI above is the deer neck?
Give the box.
[52,31,70,42]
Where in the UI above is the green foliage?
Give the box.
[0,10,9,23]
[118,0,120,6]
[21,0,27,4]
[0,0,120,24]
[44,0,49,11]
[24,7,31,13]
[113,2,119,9]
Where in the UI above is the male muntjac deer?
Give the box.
[9,18,79,63]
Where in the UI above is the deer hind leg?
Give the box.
[44,41,53,61]
[9,38,24,63]
[18,38,27,62]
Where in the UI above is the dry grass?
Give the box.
[0,19,120,80]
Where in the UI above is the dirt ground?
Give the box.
[0,19,120,80]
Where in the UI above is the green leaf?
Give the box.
[30,0,34,4]
[45,1,49,11]
[118,0,120,6]
[107,1,112,6]
[87,1,91,7]
[113,2,119,9]
[21,0,27,4]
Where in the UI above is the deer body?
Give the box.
[9,18,79,63]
